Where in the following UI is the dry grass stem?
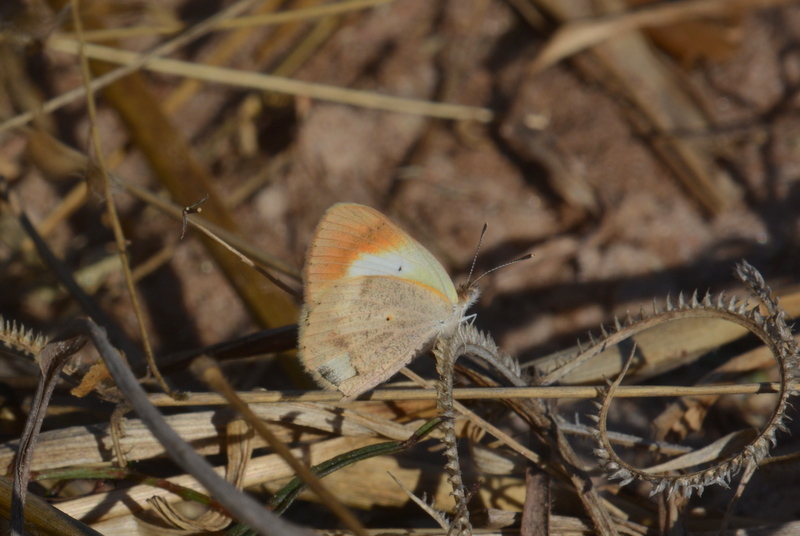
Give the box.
[47,37,494,122]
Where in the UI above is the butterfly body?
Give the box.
[298,203,478,398]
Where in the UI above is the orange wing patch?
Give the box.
[303,204,411,301]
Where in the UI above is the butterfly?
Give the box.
[298,203,480,399]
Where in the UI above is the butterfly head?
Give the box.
[458,221,531,315]
[457,281,481,309]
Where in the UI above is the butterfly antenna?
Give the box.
[471,253,533,286]
[466,223,488,287]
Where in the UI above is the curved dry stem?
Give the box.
[432,334,472,536]
[591,261,800,499]
[435,325,619,536]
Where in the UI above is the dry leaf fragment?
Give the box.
[149,419,254,532]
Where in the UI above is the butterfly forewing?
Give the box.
[303,204,458,305]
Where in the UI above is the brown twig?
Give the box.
[11,322,88,536]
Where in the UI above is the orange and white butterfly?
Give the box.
[298,203,480,398]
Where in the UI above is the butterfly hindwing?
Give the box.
[299,275,455,398]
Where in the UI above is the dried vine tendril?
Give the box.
[0,316,47,358]
[591,261,800,498]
